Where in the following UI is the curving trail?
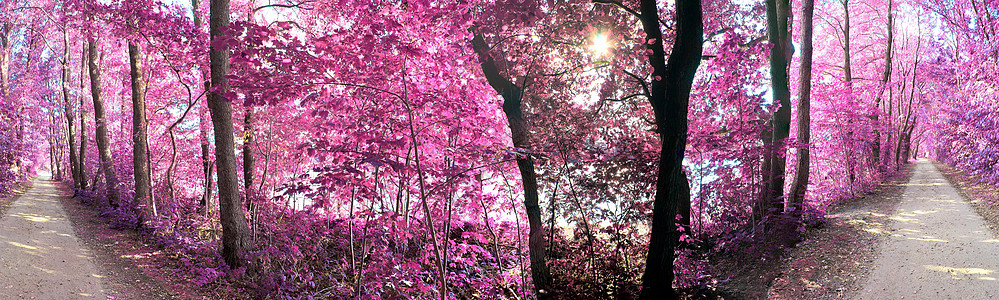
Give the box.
[859,160,999,299]
[0,178,106,299]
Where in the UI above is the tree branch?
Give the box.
[621,69,650,98]
[593,0,641,19]
[592,0,671,29]
[253,0,315,12]
[602,93,647,103]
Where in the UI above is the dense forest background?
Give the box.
[1,0,998,298]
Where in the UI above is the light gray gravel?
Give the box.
[0,178,107,299]
[858,160,999,299]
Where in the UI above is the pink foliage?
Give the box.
[4,0,999,298]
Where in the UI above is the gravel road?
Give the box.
[859,160,999,299]
[0,179,106,299]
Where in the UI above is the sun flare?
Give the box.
[592,33,611,57]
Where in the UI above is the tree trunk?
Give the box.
[243,106,254,210]
[62,30,81,190]
[1,21,10,103]
[80,41,89,190]
[88,37,120,205]
[896,43,919,167]
[635,0,702,298]
[210,0,252,268]
[2,22,12,176]
[875,0,894,169]
[469,30,552,298]
[839,0,867,183]
[1,23,15,178]
[166,92,198,202]
[55,114,63,180]
[49,122,56,178]
[193,0,214,214]
[841,0,852,84]
[129,42,152,218]
[755,0,793,221]
[789,0,814,217]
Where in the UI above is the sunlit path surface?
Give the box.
[859,160,999,298]
[0,179,106,299]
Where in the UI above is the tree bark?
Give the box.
[80,41,89,190]
[755,0,793,221]
[874,0,894,168]
[1,22,10,102]
[49,119,57,178]
[789,0,814,217]
[1,22,12,173]
[635,0,702,298]
[841,0,856,181]
[129,41,152,217]
[210,0,252,268]
[193,0,214,214]
[1,23,13,177]
[55,114,63,180]
[896,41,919,166]
[243,106,254,210]
[88,37,120,205]
[841,0,851,84]
[469,30,552,298]
[62,29,81,190]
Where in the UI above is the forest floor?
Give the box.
[0,179,32,221]
[0,178,182,299]
[60,183,214,299]
[715,161,914,299]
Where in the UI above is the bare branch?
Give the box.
[253,0,316,12]
[740,36,768,49]
[602,93,647,103]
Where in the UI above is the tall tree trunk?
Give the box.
[80,41,89,190]
[1,21,10,105]
[62,29,81,190]
[1,22,12,175]
[88,37,120,205]
[129,42,152,217]
[901,116,916,162]
[841,0,851,83]
[840,0,860,185]
[469,30,552,298]
[789,0,814,218]
[55,114,63,180]
[242,4,256,213]
[243,106,254,209]
[634,0,702,298]
[202,128,213,215]
[49,113,61,180]
[875,0,894,169]
[755,0,793,221]
[49,121,56,178]
[896,41,919,166]
[193,0,214,214]
[210,0,252,268]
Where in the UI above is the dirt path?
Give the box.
[859,160,999,298]
[0,179,106,299]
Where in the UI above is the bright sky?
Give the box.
[161,0,286,24]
